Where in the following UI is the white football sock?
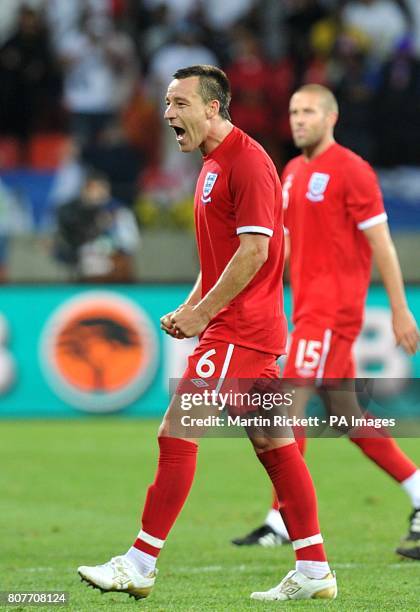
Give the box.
[264,508,290,540]
[401,469,420,508]
[124,547,157,576]
[296,560,331,580]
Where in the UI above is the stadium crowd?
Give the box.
[1,0,420,160]
[0,0,420,279]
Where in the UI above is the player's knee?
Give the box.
[249,436,279,454]
[158,419,170,437]
[332,422,351,435]
[157,421,199,445]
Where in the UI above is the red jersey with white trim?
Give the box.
[195,126,287,355]
[283,143,387,340]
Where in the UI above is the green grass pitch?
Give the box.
[1,420,420,611]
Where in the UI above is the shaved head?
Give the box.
[289,85,339,158]
[294,84,339,115]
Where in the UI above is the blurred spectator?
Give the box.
[138,3,173,69]
[309,3,367,59]
[189,0,259,65]
[47,139,85,214]
[82,121,145,205]
[373,36,420,166]
[120,83,162,170]
[57,12,138,147]
[143,0,257,31]
[0,0,46,44]
[342,0,408,61]
[53,169,140,282]
[0,0,23,46]
[331,32,377,160]
[46,0,85,48]
[404,0,420,58]
[42,79,146,211]
[46,0,113,48]
[46,131,143,227]
[0,0,419,287]
[0,5,62,156]
[198,0,257,34]
[107,19,140,109]
[225,27,273,150]
[148,20,218,107]
[258,0,288,60]
[142,0,197,24]
[283,0,328,81]
[268,56,296,163]
[61,12,143,204]
[0,177,31,282]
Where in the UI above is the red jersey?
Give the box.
[195,126,287,355]
[283,143,387,340]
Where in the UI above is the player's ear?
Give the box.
[329,111,339,129]
[206,100,220,118]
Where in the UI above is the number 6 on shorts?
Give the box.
[196,349,217,378]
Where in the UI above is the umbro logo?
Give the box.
[191,378,209,388]
[282,579,302,596]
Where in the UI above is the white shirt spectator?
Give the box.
[203,0,256,31]
[342,0,408,59]
[148,41,218,109]
[46,0,110,49]
[57,14,138,115]
[143,0,256,30]
[58,29,117,113]
[143,0,196,23]
[45,0,82,44]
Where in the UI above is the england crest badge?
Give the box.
[306,172,330,202]
[201,172,218,204]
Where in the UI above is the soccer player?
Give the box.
[77,67,338,602]
[232,84,420,561]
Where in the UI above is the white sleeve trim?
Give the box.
[357,212,388,230]
[236,225,273,237]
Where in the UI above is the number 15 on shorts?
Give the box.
[295,339,322,371]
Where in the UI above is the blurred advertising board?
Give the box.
[0,284,419,418]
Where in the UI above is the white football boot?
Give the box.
[251,569,337,601]
[78,555,156,600]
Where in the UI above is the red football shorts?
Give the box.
[177,337,280,415]
[181,337,280,382]
[282,322,355,382]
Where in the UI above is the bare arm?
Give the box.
[184,272,202,306]
[283,232,291,282]
[364,223,419,354]
[171,234,269,337]
[160,272,202,338]
[284,231,290,264]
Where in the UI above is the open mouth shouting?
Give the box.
[172,125,186,144]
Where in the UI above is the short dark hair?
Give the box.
[173,65,231,120]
